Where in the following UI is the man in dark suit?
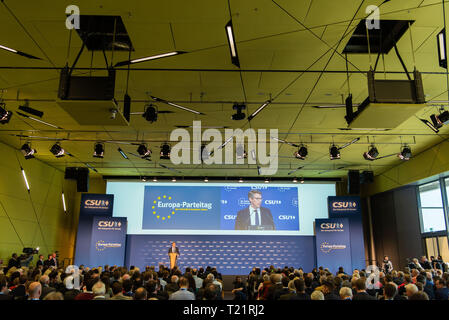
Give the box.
[352,278,376,300]
[168,242,180,269]
[36,255,44,268]
[234,190,275,230]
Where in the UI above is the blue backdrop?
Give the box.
[315,218,352,274]
[89,216,127,267]
[328,196,365,270]
[125,235,315,275]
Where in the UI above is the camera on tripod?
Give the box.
[22,247,39,255]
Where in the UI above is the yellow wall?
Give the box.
[0,141,79,267]
[364,138,449,195]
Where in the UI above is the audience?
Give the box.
[1,253,449,301]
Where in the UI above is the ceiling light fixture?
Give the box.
[160,143,171,160]
[114,51,186,67]
[142,103,158,123]
[238,178,243,183]
[247,100,272,121]
[16,112,62,129]
[21,143,36,160]
[363,145,379,161]
[231,103,246,120]
[150,96,203,115]
[93,142,105,158]
[430,110,449,129]
[50,143,65,158]
[292,178,298,183]
[437,29,447,69]
[21,167,30,191]
[329,145,341,160]
[204,177,209,182]
[294,145,308,160]
[420,118,440,133]
[117,147,129,159]
[0,44,40,60]
[171,177,177,182]
[0,103,12,124]
[152,177,157,182]
[62,192,67,213]
[225,20,240,68]
[137,144,151,159]
[398,146,412,161]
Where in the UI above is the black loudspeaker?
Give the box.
[348,170,360,194]
[64,167,89,192]
[360,171,374,184]
[76,168,89,192]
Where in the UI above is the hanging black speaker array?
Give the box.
[65,167,89,192]
[347,170,360,194]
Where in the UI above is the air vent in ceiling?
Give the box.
[343,19,414,54]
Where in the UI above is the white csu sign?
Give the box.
[170,121,279,175]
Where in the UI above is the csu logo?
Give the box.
[85,200,110,207]
[224,215,236,220]
[279,215,295,220]
[98,221,121,228]
[320,223,344,230]
[265,200,281,205]
[332,201,357,209]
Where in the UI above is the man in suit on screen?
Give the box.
[234,190,276,230]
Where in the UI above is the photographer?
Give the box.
[5,253,20,273]
[19,248,39,268]
[382,256,393,274]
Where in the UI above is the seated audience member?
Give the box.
[169,277,195,300]
[63,276,80,301]
[134,287,147,300]
[379,283,397,300]
[0,275,12,301]
[289,279,310,300]
[11,275,28,300]
[165,275,179,296]
[232,276,247,300]
[39,275,55,299]
[109,281,132,300]
[405,284,418,299]
[74,279,97,300]
[339,287,353,300]
[203,284,219,300]
[322,280,339,300]
[92,281,106,300]
[409,291,429,300]
[28,282,41,301]
[311,290,324,300]
[353,278,376,300]
[43,291,64,300]
[435,278,449,300]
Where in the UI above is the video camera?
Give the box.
[22,247,39,255]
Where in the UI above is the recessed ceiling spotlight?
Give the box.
[171,177,177,182]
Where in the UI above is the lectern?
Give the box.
[169,252,178,269]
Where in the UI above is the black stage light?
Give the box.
[143,104,158,123]
[160,143,171,160]
[0,103,12,124]
[137,144,151,158]
[430,110,449,129]
[50,143,65,158]
[294,145,308,160]
[93,142,105,158]
[329,145,341,160]
[231,103,246,120]
[363,145,379,161]
[398,146,412,161]
[21,143,36,159]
